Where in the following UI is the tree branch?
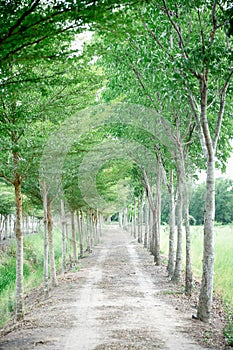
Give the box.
[1,24,75,62]
[161,0,188,59]
[0,173,14,185]
[213,69,233,150]
[0,0,40,45]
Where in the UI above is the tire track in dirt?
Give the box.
[65,226,211,349]
[0,226,217,350]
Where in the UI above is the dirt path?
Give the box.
[0,226,223,350]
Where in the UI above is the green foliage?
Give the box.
[0,183,15,216]
[223,307,233,346]
[190,178,233,225]
[0,256,15,292]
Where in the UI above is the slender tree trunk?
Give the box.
[14,169,24,320]
[71,210,78,264]
[123,207,128,230]
[167,170,176,277]
[92,210,98,245]
[60,200,66,273]
[119,210,123,228]
[177,142,193,295]
[95,208,100,244]
[133,198,137,239]
[138,197,142,243]
[99,212,103,237]
[0,215,2,240]
[9,214,12,238]
[149,206,153,253]
[42,181,49,297]
[86,211,91,252]
[66,220,72,267]
[4,216,8,239]
[89,210,94,248]
[77,210,84,258]
[47,199,58,287]
[144,193,149,248]
[172,171,183,282]
[183,180,192,296]
[197,159,215,322]
[153,156,162,265]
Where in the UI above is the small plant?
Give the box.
[223,307,233,346]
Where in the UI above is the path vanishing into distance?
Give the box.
[0,226,221,350]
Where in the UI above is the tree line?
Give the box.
[0,0,233,327]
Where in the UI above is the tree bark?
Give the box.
[196,77,216,322]
[86,211,91,253]
[76,210,84,258]
[197,160,215,321]
[71,210,78,263]
[152,156,162,265]
[167,170,176,277]
[172,171,183,282]
[144,193,149,249]
[47,199,58,287]
[133,198,137,239]
[14,168,24,320]
[138,197,143,243]
[60,199,66,274]
[123,207,128,230]
[66,219,72,267]
[119,210,123,228]
[42,181,49,297]
[177,143,193,295]
[99,212,103,237]
[183,179,193,296]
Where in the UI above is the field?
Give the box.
[160,224,233,307]
[0,226,64,327]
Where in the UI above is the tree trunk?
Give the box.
[95,208,100,244]
[42,181,49,297]
[60,200,66,273]
[167,170,176,277]
[183,179,192,296]
[66,219,72,267]
[144,193,149,249]
[4,215,8,239]
[149,206,153,253]
[133,198,137,239]
[138,197,143,243]
[99,212,103,237]
[172,171,183,282]
[152,156,162,265]
[119,210,123,228]
[77,210,84,257]
[9,214,13,238]
[71,210,78,264]
[177,142,193,295]
[123,207,128,230]
[86,211,91,253]
[47,199,57,287]
[14,170,24,320]
[197,159,215,322]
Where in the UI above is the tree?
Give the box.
[92,1,233,322]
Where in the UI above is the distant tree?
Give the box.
[190,179,233,225]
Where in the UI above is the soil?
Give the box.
[0,226,229,350]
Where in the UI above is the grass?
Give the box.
[160,224,233,307]
[0,228,66,327]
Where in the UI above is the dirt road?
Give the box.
[0,226,222,349]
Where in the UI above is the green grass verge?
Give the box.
[0,228,65,327]
[161,224,233,345]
